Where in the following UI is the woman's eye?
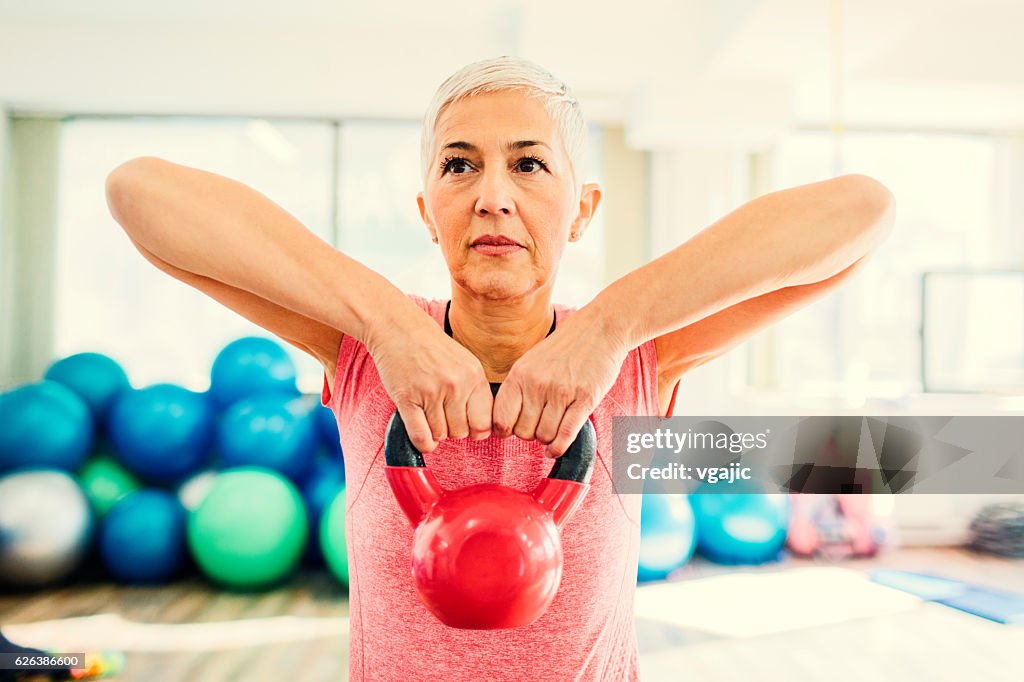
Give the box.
[443,157,473,175]
[516,157,545,173]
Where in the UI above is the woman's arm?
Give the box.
[105,157,494,451]
[492,174,894,456]
[582,173,895,374]
[105,156,421,353]
[126,235,342,380]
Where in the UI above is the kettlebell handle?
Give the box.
[385,383,595,484]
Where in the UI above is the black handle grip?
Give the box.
[384,383,596,483]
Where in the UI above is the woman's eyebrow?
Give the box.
[440,140,551,154]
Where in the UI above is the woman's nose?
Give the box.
[474,170,514,216]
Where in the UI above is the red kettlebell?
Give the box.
[384,383,596,630]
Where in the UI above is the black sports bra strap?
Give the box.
[443,300,556,339]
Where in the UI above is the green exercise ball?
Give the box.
[187,468,307,590]
[78,454,142,517]
[320,488,348,586]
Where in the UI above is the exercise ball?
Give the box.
[100,490,187,584]
[0,469,94,587]
[318,405,344,456]
[216,394,317,482]
[177,469,218,512]
[320,488,348,586]
[301,458,345,564]
[302,458,346,525]
[188,468,307,590]
[637,494,697,582]
[78,454,141,517]
[690,486,790,565]
[108,384,214,485]
[0,381,94,474]
[44,352,130,424]
[209,337,298,411]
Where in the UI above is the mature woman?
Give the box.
[105,57,894,681]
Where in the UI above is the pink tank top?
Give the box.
[321,295,662,681]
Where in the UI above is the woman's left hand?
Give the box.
[492,308,631,458]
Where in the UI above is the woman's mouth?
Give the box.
[471,235,524,256]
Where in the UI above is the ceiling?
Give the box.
[1,0,1022,145]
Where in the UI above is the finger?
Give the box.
[444,389,471,440]
[492,383,523,438]
[545,402,591,459]
[424,397,447,449]
[512,385,544,442]
[466,381,493,440]
[397,403,435,455]
[534,397,568,446]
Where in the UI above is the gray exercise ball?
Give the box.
[0,469,94,587]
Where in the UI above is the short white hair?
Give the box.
[420,56,587,191]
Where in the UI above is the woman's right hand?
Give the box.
[367,313,493,454]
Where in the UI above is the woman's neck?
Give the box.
[448,291,555,383]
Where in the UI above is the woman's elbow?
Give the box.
[104,156,164,228]
[835,173,896,241]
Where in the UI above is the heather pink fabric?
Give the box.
[321,295,661,681]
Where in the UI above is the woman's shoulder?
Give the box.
[404,293,448,325]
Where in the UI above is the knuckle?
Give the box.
[513,425,533,440]
[554,385,574,404]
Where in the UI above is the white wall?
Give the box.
[0,109,11,374]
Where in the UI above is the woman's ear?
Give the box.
[417,192,438,244]
[569,183,602,241]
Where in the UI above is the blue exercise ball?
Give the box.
[0,381,94,474]
[317,405,344,456]
[209,337,298,411]
[100,489,187,584]
[44,352,130,425]
[301,458,345,563]
[302,458,346,525]
[690,486,790,565]
[637,494,697,582]
[109,384,215,485]
[216,394,317,482]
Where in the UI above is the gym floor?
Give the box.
[1,547,1021,681]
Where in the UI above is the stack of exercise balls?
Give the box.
[637,480,792,582]
[0,338,348,592]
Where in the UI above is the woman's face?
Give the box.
[418,90,600,302]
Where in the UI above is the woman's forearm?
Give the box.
[105,156,423,348]
[584,174,895,349]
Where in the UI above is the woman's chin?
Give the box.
[457,273,533,301]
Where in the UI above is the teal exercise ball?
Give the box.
[188,468,307,590]
[44,352,130,425]
[637,494,697,582]
[209,337,298,411]
[0,381,94,474]
[320,488,348,586]
[302,458,345,564]
[690,486,790,565]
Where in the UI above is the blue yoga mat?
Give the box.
[870,569,1024,624]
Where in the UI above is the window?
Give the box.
[755,130,999,398]
[55,118,335,392]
